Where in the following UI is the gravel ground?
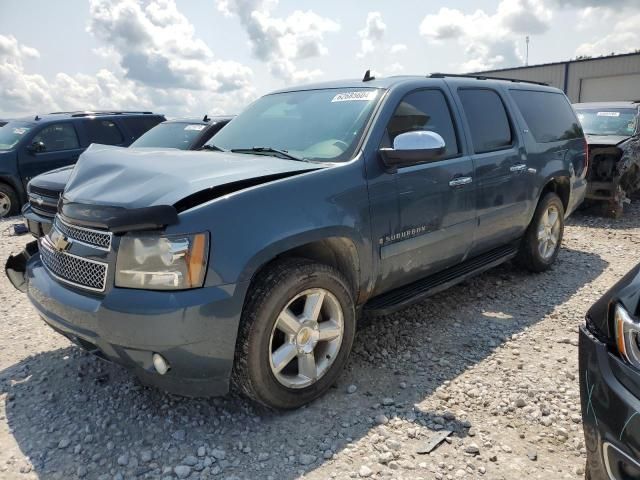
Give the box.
[1,204,639,480]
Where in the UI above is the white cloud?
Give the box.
[419,0,553,71]
[216,0,339,82]
[390,44,407,54]
[574,8,640,57]
[358,12,386,58]
[0,1,258,117]
[87,0,252,92]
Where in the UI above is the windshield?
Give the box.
[0,121,33,151]
[130,122,207,150]
[575,108,638,136]
[207,88,381,162]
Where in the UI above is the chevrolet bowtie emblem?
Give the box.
[49,229,72,252]
[35,197,44,206]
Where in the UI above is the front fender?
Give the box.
[167,159,373,296]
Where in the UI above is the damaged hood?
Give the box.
[63,144,322,209]
[586,134,632,146]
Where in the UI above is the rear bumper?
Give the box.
[25,254,248,397]
[22,203,53,238]
[579,325,640,480]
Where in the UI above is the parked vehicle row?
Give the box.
[21,115,233,237]
[0,111,165,217]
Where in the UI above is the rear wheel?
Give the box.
[233,258,355,409]
[0,183,19,218]
[516,192,565,272]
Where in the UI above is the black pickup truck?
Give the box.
[8,73,587,409]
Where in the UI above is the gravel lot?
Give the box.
[1,204,639,480]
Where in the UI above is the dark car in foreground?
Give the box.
[580,265,640,479]
[7,73,587,409]
[22,115,233,237]
[574,102,640,216]
[0,111,164,218]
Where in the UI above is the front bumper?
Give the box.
[25,254,248,397]
[579,325,640,480]
[22,203,53,238]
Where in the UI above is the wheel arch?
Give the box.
[539,176,570,213]
[240,230,366,305]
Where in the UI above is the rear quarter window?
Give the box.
[510,90,583,143]
[85,119,124,145]
[121,117,165,140]
[458,89,512,154]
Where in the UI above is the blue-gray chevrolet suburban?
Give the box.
[6,74,588,409]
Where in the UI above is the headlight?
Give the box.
[614,303,640,369]
[116,232,209,290]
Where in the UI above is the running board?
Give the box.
[364,244,519,315]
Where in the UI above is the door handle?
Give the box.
[449,176,472,187]
[510,163,527,173]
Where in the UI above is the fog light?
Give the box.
[152,353,170,375]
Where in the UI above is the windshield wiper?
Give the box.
[230,146,308,162]
[199,144,225,152]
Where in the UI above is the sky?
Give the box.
[1,0,639,117]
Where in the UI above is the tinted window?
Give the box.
[458,89,512,153]
[511,90,583,142]
[385,89,459,157]
[122,117,164,139]
[85,119,124,145]
[130,122,207,150]
[32,123,79,152]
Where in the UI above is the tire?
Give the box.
[0,183,19,218]
[233,258,355,409]
[516,192,565,272]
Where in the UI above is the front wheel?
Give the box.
[516,192,565,272]
[0,183,19,218]
[233,258,355,409]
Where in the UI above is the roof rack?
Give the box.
[48,110,154,117]
[429,73,548,86]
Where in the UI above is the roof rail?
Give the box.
[429,73,548,86]
[48,110,154,117]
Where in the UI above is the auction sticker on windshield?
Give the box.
[597,111,620,117]
[331,91,378,102]
[185,124,206,131]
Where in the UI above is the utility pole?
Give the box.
[525,36,530,66]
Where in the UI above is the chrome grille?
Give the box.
[54,216,112,251]
[40,238,108,292]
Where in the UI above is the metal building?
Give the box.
[474,52,640,103]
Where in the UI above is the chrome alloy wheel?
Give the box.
[537,205,561,260]
[0,192,11,217]
[268,288,344,389]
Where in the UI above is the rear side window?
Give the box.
[458,89,512,153]
[121,117,164,140]
[385,89,459,158]
[511,90,583,143]
[32,123,80,152]
[85,119,124,145]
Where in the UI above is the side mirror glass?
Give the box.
[27,141,46,153]
[379,131,446,168]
